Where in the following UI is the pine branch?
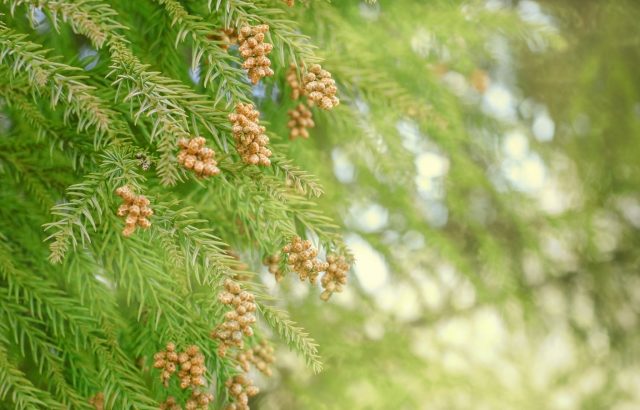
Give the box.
[44,149,144,263]
[0,291,91,409]
[0,237,158,409]
[205,0,320,67]
[271,154,325,198]
[0,334,66,409]
[0,19,129,147]
[0,83,94,168]
[259,304,323,374]
[153,0,251,104]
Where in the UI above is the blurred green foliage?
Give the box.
[257,1,640,409]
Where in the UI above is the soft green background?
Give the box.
[254,1,640,409]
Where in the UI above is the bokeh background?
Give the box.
[253,1,640,409]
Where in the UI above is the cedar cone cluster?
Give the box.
[160,397,181,410]
[176,345,207,389]
[287,103,315,140]
[320,254,350,301]
[186,390,215,410]
[211,279,257,356]
[282,236,328,284]
[237,341,276,376]
[89,392,104,410]
[153,342,179,387]
[229,103,272,166]
[177,137,221,178]
[153,343,207,389]
[224,374,259,410]
[264,254,284,282]
[115,186,153,237]
[286,64,303,100]
[303,64,339,110]
[238,25,274,84]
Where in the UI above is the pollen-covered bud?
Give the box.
[287,103,315,140]
[237,25,274,84]
[229,103,272,166]
[303,64,339,110]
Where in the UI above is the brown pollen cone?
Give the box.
[282,236,328,285]
[320,254,350,301]
[211,279,257,357]
[287,103,315,140]
[115,186,153,237]
[229,103,272,166]
[303,64,339,110]
[177,136,221,178]
[238,25,274,84]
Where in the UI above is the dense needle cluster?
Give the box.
[177,137,221,178]
[229,103,272,166]
[287,103,315,140]
[115,186,153,237]
[320,254,350,301]
[303,64,340,110]
[237,340,276,376]
[212,279,257,356]
[282,236,328,284]
[225,374,260,410]
[238,25,274,84]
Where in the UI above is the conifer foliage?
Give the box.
[0,0,359,408]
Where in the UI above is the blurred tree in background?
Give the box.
[0,0,639,409]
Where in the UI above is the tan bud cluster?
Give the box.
[186,390,215,410]
[287,103,315,140]
[224,374,259,410]
[211,279,257,356]
[320,254,350,301]
[282,236,328,285]
[154,344,213,409]
[176,345,207,389]
[238,25,274,84]
[283,0,294,6]
[153,342,179,387]
[177,137,221,178]
[237,341,276,376]
[264,254,284,282]
[115,186,152,237]
[229,103,272,166]
[89,392,104,410]
[160,396,182,410]
[303,64,339,110]
[286,64,304,100]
